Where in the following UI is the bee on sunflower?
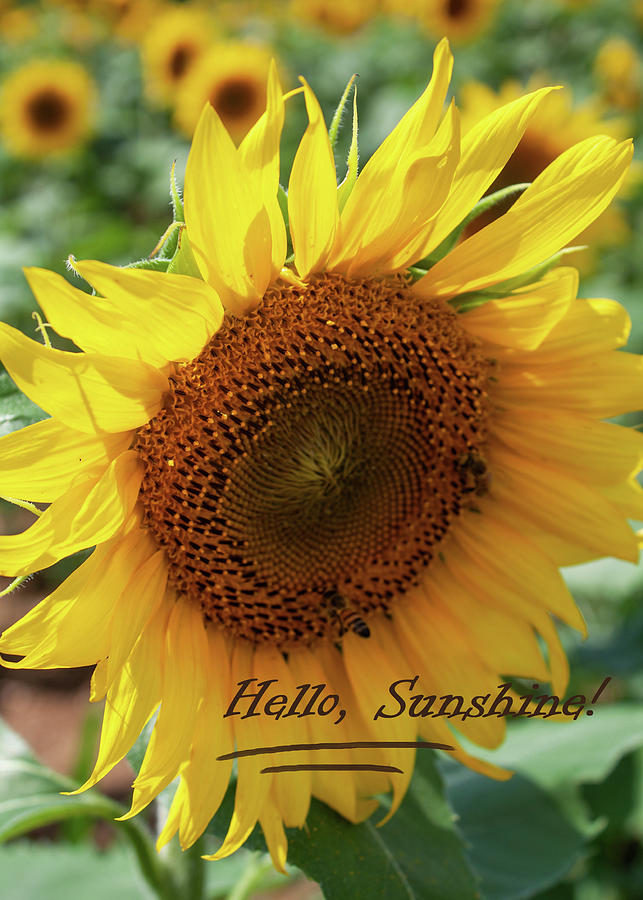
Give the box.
[0,39,640,871]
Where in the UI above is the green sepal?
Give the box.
[337,85,359,213]
[451,246,584,313]
[0,575,29,599]
[167,227,202,278]
[123,257,171,273]
[328,74,358,152]
[169,160,185,224]
[278,185,294,259]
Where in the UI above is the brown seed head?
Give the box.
[135,274,492,647]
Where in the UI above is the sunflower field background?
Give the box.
[1,1,643,899]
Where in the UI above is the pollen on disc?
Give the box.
[135,274,492,647]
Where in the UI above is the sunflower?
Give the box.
[0,3,38,43]
[0,59,96,160]
[594,37,641,112]
[0,41,640,869]
[141,5,216,107]
[458,78,633,270]
[415,0,500,42]
[89,0,159,43]
[174,42,274,142]
[289,0,377,35]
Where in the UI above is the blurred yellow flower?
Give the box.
[458,79,633,269]
[415,0,500,42]
[0,59,96,159]
[594,37,641,112]
[289,0,377,34]
[90,0,159,42]
[0,4,38,43]
[0,42,639,870]
[141,5,216,107]
[174,42,274,142]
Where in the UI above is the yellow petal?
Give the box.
[0,450,142,577]
[392,594,506,749]
[254,645,312,828]
[496,351,643,417]
[104,549,168,688]
[238,61,287,280]
[330,39,454,273]
[603,478,643,522]
[342,619,418,820]
[204,640,272,860]
[338,102,461,276]
[336,38,452,239]
[159,626,234,850]
[492,407,643,483]
[0,417,131,502]
[415,136,633,299]
[0,322,166,434]
[184,104,272,315]
[32,262,223,367]
[286,646,361,824]
[525,297,631,361]
[417,571,550,682]
[422,86,556,254]
[488,444,639,562]
[459,267,577,350]
[259,790,288,875]
[121,599,208,819]
[288,78,339,278]
[0,518,152,668]
[73,599,169,792]
[453,510,586,633]
[90,659,108,703]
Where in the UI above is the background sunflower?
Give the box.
[0,58,95,159]
[0,2,643,900]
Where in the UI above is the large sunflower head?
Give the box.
[0,41,640,870]
[0,58,96,159]
[174,41,274,142]
[141,5,216,107]
[458,78,633,269]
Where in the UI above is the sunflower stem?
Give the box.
[116,817,179,900]
[180,838,207,900]
[225,853,276,900]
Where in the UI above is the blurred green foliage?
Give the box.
[1,1,643,898]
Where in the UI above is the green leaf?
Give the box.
[0,842,156,900]
[474,704,643,793]
[443,704,643,900]
[442,761,588,900]
[0,717,175,900]
[207,752,478,899]
[0,372,47,436]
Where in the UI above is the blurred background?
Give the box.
[1,1,643,898]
